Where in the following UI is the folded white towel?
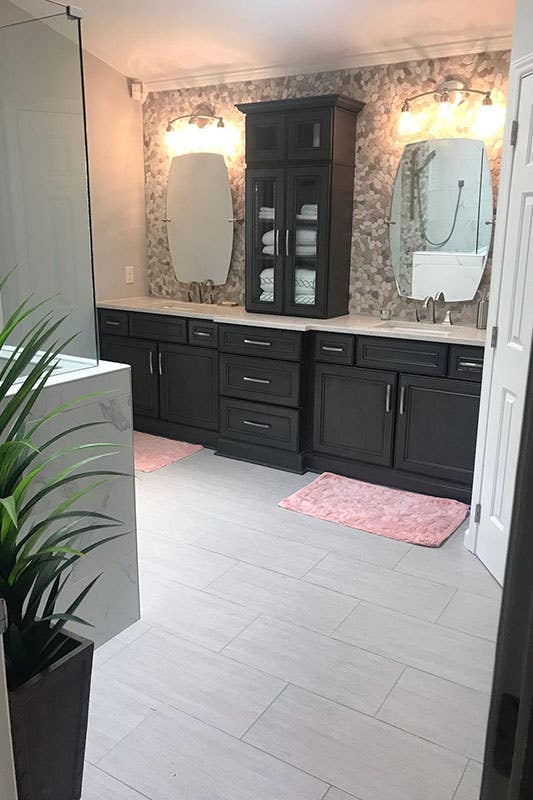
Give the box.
[262,229,275,245]
[296,245,317,256]
[262,245,275,255]
[260,267,316,291]
[260,291,316,304]
[300,204,318,215]
[296,229,316,245]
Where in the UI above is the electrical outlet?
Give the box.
[125,265,135,285]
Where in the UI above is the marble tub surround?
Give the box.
[97,297,486,346]
[16,361,140,647]
[143,49,509,324]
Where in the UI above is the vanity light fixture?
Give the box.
[399,79,499,138]
[165,103,235,157]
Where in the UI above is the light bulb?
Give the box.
[398,101,421,137]
[473,101,503,139]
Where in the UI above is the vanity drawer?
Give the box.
[98,308,129,337]
[220,354,301,408]
[315,332,355,365]
[448,345,484,382]
[188,319,218,348]
[220,324,302,361]
[129,312,187,344]
[219,398,300,451]
[356,336,448,376]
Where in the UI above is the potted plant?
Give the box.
[0,277,125,800]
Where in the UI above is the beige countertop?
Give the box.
[97,296,487,347]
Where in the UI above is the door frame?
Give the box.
[466,53,533,556]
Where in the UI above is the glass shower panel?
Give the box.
[0,2,97,377]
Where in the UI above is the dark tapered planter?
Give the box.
[8,631,94,800]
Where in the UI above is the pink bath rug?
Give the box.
[134,431,203,472]
[279,472,469,547]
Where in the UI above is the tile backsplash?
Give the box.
[143,49,509,323]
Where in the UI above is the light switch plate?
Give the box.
[125,265,135,284]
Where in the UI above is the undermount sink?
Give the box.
[377,320,451,333]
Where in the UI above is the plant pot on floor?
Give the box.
[8,631,94,800]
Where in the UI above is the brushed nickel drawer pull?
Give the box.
[243,376,271,385]
[158,352,164,376]
[194,331,211,337]
[105,320,121,328]
[399,386,406,415]
[322,345,344,353]
[459,360,482,369]
[243,419,271,429]
[149,351,154,376]
[286,229,290,257]
[385,384,392,413]
[243,338,271,347]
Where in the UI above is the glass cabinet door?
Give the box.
[245,169,286,313]
[284,166,330,316]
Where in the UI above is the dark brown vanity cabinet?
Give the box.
[237,95,364,319]
[99,310,219,444]
[311,335,483,501]
[99,308,483,501]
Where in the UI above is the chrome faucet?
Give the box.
[188,281,201,303]
[423,296,436,324]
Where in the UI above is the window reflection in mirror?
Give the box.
[389,138,493,301]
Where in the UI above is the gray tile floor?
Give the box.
[82,449,501,800]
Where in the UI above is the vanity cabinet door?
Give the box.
[100,336,159,418]
[394,374,480,486]
[313,364,396,466]
[245,168,286,314]
[159,343,218,431]
[246,113,285,163]
[284,165,330,317]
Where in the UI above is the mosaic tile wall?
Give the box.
[143,49,510,323]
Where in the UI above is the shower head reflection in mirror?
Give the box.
[166,152,234,288]
[389,138,493,302]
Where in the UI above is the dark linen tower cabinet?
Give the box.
[236,95,364,319]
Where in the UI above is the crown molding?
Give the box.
[143,34,512,96]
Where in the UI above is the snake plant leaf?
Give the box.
[0,497,18,529]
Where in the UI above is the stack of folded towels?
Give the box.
[258,206,275,220]
[297,203,318,221]
[261,228,317,256]
[259,267,316,305]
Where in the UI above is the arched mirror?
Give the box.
[166,152,233,286]
[389,138,493,301]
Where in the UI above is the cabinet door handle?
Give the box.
[149,351,154,375]
[158,352,164,376]
[399,386,407,415]
[243,338,271,347]
[275,229,280,257]
[286,229,290,257]
[194,331,211,338]
[322,346,344,353]
[243,376,271,385]
[243,419,271,429]
[104,320,120,328]
[385,384,392,413]
[459,360,482,369]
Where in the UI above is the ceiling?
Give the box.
[59,0,516,88]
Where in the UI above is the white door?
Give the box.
[0,629,17,799]
[474,70,533,584]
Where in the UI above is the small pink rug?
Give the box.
[134,431,203,472]
[279,472,469,547]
